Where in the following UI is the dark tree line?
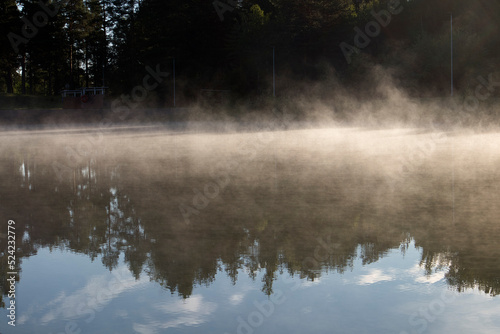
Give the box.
[1,0,499,101]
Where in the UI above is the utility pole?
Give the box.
[173,57,176,107]
[451,13,453,97]
[102,1,106,87]
[273,47,275,97]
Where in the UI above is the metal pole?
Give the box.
[451,13,455,224]
[173,57,176,107]
[273,47,275,97]
[451,13,453,97]
[102,1,106,87]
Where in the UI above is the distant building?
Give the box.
[61,87,106,109]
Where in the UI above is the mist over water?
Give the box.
[2,0,500,331]
[1,109,500,333]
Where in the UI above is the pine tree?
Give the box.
[0,0,21,93]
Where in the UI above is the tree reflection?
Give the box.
[1,132,500,307]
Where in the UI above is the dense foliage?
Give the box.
[1,0,499,102]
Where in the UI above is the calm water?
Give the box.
[1,124,500,334]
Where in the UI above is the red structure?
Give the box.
[61,87,106,109]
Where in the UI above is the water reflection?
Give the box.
[1,127,499,309]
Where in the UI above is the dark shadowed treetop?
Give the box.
[0,0,499,100]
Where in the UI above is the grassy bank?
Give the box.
[0,94,62,110]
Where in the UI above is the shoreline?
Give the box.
[0,108,194,127]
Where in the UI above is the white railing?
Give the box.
[61,87,107,97]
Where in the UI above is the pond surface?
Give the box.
[0,124,500,334]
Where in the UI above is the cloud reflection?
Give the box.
[37,266,146,325]
[133,295,217,334]
[358,269,394,285]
